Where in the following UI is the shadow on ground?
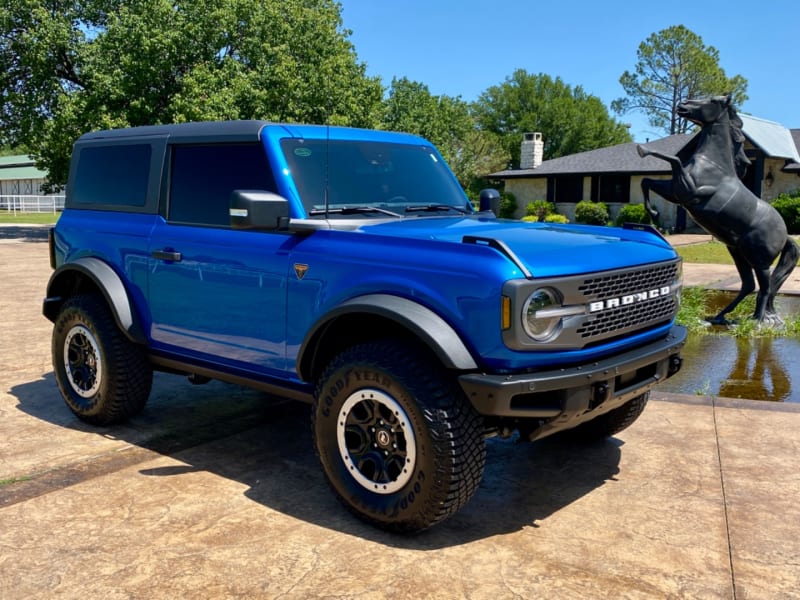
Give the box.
[0,225,51,242]
[9,372,621,549]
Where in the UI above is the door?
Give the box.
[147,142,291,374]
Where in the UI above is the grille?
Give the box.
[576,263,679,340]
[578,263,679,299]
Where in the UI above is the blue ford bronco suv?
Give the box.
[45,120,686,532]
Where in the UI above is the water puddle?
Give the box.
[659,291,800,403]
[660,334,800,402]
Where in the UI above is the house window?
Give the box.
[592,174,630,203]
[547,175,584,203]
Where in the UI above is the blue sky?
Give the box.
[338,0,799,142]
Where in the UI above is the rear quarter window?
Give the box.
[71,144,152,207]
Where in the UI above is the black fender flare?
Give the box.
[43,257,146,344]
[297,293,478,381]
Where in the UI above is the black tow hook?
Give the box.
[668,355,683,377]
[591,382,609,409]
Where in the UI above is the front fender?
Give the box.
[43,257,146,344]
[297,293,478,381]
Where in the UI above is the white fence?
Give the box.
[0,195,65,214]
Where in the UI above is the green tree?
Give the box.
[381,77,508,193]
[0,0,384,189]
[472,69,632,167]
[381,78,471,166]
[449,128,510,200]
[612,25,748,135]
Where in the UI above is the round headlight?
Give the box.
[523,288,562,341]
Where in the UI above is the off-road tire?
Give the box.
[312,339,486,533]
[52,294,153,425]
[566,392,650,443]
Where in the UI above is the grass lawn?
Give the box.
[673,240,734,264]
[0,212,59,225]
[675,237,800,265]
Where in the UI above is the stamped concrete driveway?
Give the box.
[1,228,799,599]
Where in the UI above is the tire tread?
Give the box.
[53,294,152,425]
[312,339,485,532]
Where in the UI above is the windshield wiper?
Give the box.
[405,204,470,214]
[309,206,403,218]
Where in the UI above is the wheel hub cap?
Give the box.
[336,389,416,494]
[64,325,102,398]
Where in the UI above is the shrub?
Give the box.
[574,200,609,225]
[771,191,800,234]
[525,200,555,221]
[520,215,538,222]
[498,192,517,219]
[544,214,569,224]
[615,203,652,226]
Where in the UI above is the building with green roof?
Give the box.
[0,155,63,212]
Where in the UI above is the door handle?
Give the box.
[152,249,182,262]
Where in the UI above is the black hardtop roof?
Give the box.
[76,120,272,144]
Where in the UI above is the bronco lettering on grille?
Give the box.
[588,285,671,313]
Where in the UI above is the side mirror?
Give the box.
[230,190,290,231]
[479,188,501,216]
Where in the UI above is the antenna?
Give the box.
[323,95,332,220]
[324,121,330,219]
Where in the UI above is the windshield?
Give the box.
[280,138,471,217]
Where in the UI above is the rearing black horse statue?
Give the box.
[637,95,799,326]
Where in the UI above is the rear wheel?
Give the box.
[52,295,152,425]
[312,339,486,532]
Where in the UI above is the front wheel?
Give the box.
[565,392,650,443]
[52,295,153,425]
[312,340,486,532]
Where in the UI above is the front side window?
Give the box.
[168,143,276,226]
[280,139,468,216]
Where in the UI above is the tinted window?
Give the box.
[549,175,584,203]
[168,143,276,226]
[594,174,630,203]
[73,144,151,207]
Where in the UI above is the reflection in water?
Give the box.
[658,290,799,402]
[717,338,791,402]
[660,334,799,403]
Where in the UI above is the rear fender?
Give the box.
[43,257,146,343]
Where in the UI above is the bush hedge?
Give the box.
[525,200,555,221]
[771,191,800,234]
[498,192,518,219]
[615,203,652,226]
[543,213,569,224]
[574,200,609,225]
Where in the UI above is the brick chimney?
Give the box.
[520,132,543,169]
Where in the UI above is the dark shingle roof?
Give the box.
[785,129,800,173]
[490,134,692,179]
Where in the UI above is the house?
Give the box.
[489,116,800,232]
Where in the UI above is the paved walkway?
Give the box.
[1,229,799,599]
[669,233,800,294]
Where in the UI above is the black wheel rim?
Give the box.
[63,324,102,398]
[336,389,416,494]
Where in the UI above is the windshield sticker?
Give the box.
[294,147,312,158]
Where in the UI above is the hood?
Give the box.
[356,216,678,278]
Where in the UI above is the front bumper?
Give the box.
[459,325,687,421]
